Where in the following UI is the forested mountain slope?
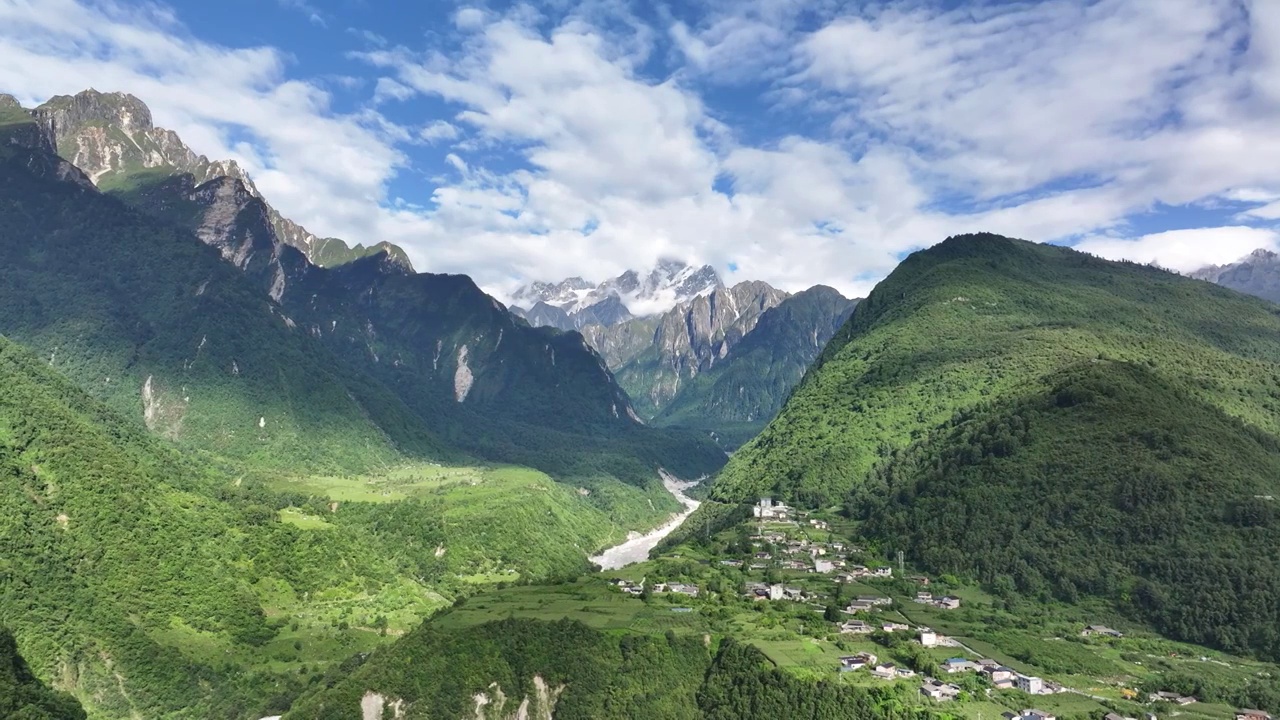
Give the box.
[710,232,1280,660]
[0,117,438,472]
[0,629,84,720]
[108,167,723,481]
[27,89,412,270]
[0,333,683,718]
[0,97,724,481]
[856,360,1280,659]
[284,618,942,720]
[716,233,1280,505]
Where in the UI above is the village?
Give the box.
[596,498,1274,720]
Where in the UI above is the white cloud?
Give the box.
[2,0,1280,305]
[1244,202,1280,221]
[1073,227,1280,273]
[419,119,459,143]
[454,7,486,31]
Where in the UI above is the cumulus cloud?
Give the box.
[1,0,1279,301]
[1074,227,1280,274]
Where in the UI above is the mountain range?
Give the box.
[515,265,858,445]
[9,84,1280,720]
[0,89,724,481]
[509,259,724,329]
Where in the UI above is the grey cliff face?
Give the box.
[26,89,411,272]
[1191,248,1280,305]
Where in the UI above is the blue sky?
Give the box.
[3,0,1280,298]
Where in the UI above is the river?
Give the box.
[589,472,701,570]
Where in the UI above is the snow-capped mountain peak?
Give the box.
[511,259,724,329]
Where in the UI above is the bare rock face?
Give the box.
[1191,248,1280,305]
[141,374,187,439]
[28,89,412,271]
[454,344,475,402]
[588,280,791,415]
[33,89,252,187]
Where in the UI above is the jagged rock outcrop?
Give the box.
[26,89,412,271]
[0,94,96,190]
[1190,248,1280,305]
[593,281,790,416]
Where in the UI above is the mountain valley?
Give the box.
[3,83,1280,720]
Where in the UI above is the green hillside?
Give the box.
[0,124,444,473]
[655,286,857,447]
[281,256,724,483]
[0,113,723,484]
[284,616,944,720]
[709,232,1280,660]
[716,233,1280,506]
[855,360,1280,659]
[0,335,676,718]
[0,629,85,720]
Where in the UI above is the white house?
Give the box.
[871,664,899,680]
[920,629,938,648]
[1016,674,1045,694]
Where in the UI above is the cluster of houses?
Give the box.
[920,678,963,701]
[748,529,873,576]
[1148,691,1197,706]
[839,618,911,635]
[744,582,814,603]
[606,578,699,598]
[608,578,644,596]
[838,652,918,681]
[914,591,961,610]
[919,629,962,648]
[652,582,699,597]
[835,565,894,581]
[844,594,893,614]
[933,655,1055,695]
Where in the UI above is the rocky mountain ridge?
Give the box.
[0,97,725,480]
[597,280,790,415]
[9,88,412,271]
[510,259,724,329]
[1190,247,1280,304]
